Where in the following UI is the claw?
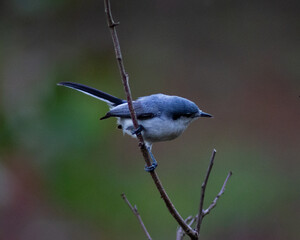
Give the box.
[131,125,144,135]
[144,162,158,172]
[144,147,158,172]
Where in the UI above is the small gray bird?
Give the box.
[58,82,212,171]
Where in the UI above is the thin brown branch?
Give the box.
[176,154,232,240]
[121,193,152,240]
[103,0,140,135]
[176,216,192,240]
[177,216,197,240]
[203,171,232,216]
[196,149,216,234]
[195,150,233,238]
[103,1,197,239]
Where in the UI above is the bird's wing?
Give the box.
[100,101,155,120]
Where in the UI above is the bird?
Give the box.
[58,82,212,171]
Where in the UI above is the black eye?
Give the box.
[172,114,180,120]
[183,113,193,118]
[172,113,194,120]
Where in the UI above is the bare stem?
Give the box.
[103,0,140,134]
[196,149,216,234]
[121,193,152,240]
[203,171,232,217]
[195,150,233,238]
[104,1,197,239]
[176,216,197,240]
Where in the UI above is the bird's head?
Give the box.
[169,96,212,125]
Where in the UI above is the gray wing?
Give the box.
[100,101,155,120]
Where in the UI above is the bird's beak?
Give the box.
[199,111,213,118]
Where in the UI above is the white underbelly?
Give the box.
[118,117,187,143]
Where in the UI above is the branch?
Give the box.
[121,193,152,240]
[103,1,197,239]
[103,0,140,137]
[196,149,216,233]
[176,156,233,240]
[176,216,197,240]
[195,149,233,237]
[203,171,232,217]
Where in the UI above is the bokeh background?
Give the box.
[1,0,299,239]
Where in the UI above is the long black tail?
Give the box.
[57,82,125,106]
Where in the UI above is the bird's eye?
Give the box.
[172,114,180,120]
[172,113,194,120]
[183,113,193,118]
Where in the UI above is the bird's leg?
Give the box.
[144,147,158,172]
[131,125,144,135]
[131,127,157,172]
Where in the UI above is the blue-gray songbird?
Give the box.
[58,82,212,171]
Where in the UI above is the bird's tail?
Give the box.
[57,82,125,106]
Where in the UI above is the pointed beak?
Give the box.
[200,111,213,118]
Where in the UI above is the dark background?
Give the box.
[1,0,299,239]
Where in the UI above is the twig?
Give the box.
[196,149,216,234]
[203,171,232,216]
[103,1,197,239]
[121,193,152,240]
[176,216,197,240]
[103,0,151,167]
[195,150,233,237]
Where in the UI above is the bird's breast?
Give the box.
[117,116,190,143]
[139,117,188,143]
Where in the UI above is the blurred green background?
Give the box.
[0,0,299,239]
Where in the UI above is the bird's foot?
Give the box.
[144,162,158,172]
[131,125,144,135]
[144,147,158,172]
